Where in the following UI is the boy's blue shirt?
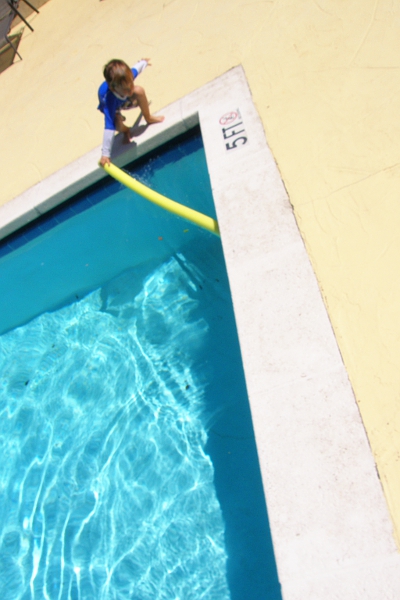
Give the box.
[98,60,148,157]
[98,66,139,130]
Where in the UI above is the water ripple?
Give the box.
[0,256,230,599]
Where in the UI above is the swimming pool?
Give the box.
[0,129,282,599]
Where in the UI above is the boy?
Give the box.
[98,58,164,166]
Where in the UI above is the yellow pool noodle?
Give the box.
[101,162,220,237]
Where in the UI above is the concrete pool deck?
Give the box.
[1,66,399,599]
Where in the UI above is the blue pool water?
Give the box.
[0,129,282,599]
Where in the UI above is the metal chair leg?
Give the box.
[7,1,34,32]
[5,33,22,60]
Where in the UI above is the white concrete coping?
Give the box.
[1,66,400,598]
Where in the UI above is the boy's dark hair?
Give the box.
[103,59,132,88]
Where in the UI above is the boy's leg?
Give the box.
[114,112,127,132]
[115,112,131,144]
[132,85,164,124]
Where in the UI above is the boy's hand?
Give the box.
[100,156,110,166]
[142,58,152,65]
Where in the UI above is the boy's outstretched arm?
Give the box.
[100,127,114,166]
[100,111,132,166]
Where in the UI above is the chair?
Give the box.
[0,0,39,61]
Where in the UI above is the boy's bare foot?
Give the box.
[123,130,132,144]
[145,115,165,125]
